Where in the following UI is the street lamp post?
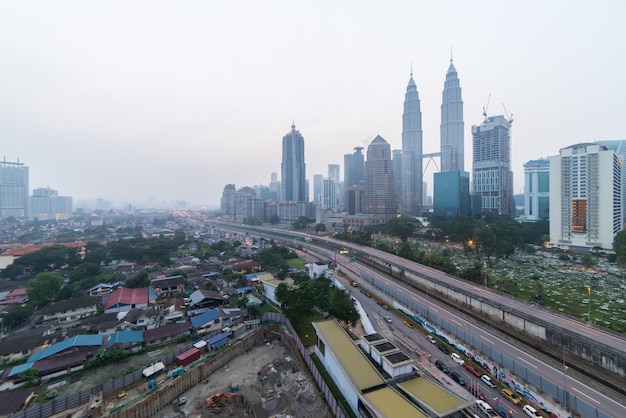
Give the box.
[483,262,488,287]
[587,286,591,324]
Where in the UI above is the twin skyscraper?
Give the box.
[400,59,464,216]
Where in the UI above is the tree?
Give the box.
[292,216,312,230]
[3,304,34,329]
[614,230,626,264]
[246,303,261,318]
[125,271,150,288]
[69,263,102,283]
[237,294,250,309]
[328,289,360,325]
[27,272,63,305]
[19,368,39,387]
[268,215,280,225]
[315,223,326,233]
[388,216,419,242]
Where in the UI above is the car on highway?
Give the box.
[437,343,450,354]
[435,359,449,374]
[403,320,413,328]
[351,281,358,287]
[427,335,437,344]
[493,404,513,418]
[383,316,393,323]
[481,374,496,388]
[522,405,541,417]
[465,363,482,377]
[500,388,521,405]
[450,371,466,386]
[451,352,465,366]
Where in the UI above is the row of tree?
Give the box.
[274,275,359,327]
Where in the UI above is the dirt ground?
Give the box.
[155,339,325,418]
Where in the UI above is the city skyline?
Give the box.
[1,1,624,206]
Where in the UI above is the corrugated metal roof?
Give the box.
[190,308,220,329]
[29,334,103,362]
[107,330,144,348]
[8,362,34,377]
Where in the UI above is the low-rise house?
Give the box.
[0,328,65,365]
[40,296,100,325]
[107,330,144,351]
[2,288,28,305]
[188,289,225,310]
[103,287,156,313]
[80,312,121,335]
[120,307,159,330]
[222,260,261,274]
[28,334,104,363]
[257,272,292,305]
[218,308,244,328]
[115,262,136,275]
[307,262,330,279]
[144,322,190,347]
[190,309,222,334]
[151,275,186,298]
[85,283,119,297]
[163,298,186,324]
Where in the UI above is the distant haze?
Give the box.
[1,1,624,207]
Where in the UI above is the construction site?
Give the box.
[63,324,329,418]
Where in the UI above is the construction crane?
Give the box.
[482,93,491,123]
[502,103,514,125]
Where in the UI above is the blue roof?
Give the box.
[8,362,34,377]
[29,334,103,362]
[236,286,252,293]
[191,308,220,329]
[107,330,144,348]
[207,331,231,345]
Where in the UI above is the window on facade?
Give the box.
[572,199,587,231]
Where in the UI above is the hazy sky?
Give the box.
[1,1,624,207]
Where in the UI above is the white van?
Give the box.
[475,400,496,416]
[523,405,541,417]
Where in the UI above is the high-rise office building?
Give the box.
[401,72,423,216]
[30,187,73,220]
[322,177,337,212]
[344,154,354,190]
[281,123,306,202]
[363,135,397,220]
[433,171,470,219]
[440,59,464,172]
[328,164,342,208]
[549,143,622,251]
[268,172,280,201]
[313,174,323,205]
[522,159,550,221]
[0,159,29,219]
[471,115,514,217]
[344,146,364,188]
[392,149,403,203]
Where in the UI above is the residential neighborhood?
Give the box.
[0,211,286,415]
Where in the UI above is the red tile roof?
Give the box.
[103,287,148,310]
[5,241,86,256]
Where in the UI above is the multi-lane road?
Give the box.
[206,221,626,417]
[339,251,626,418]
